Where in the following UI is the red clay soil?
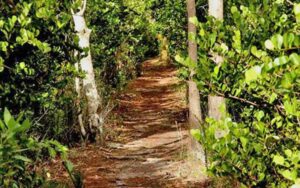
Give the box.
[47,58,208,188]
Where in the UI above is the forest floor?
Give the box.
[48,58,208,187]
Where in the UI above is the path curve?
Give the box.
[51,58,207,187]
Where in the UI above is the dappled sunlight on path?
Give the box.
[50,58,208,187]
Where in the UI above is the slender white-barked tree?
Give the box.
[208,0,226,120]
[72,0,102,136]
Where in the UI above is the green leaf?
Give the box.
[0,119,5,130]
[4,108,12,126]
[281,73,293,89]
[294,3,300,23]
[245,65,261,83]
[269,93,278,103]
[0,20,4,29]
[231,6,238,14]
[13,155,32,163]
[175,54,184,65]
[280,169,297,181]
[283,33,295,48]
[271,34,283,50]
[190,129,201,141]
[189,16,198,25]
[251,46,263,58]
[213,65,220,78]
[0,41,9,52]
[273,155,285,166]
[284,98,297,115]
[7,118,19,130]
[64,160,74,173]
[199,29,205,37]
[0,57,4,72]
[19,62,26,69]
[255,111,265,121]
[290,53,300,65]
[240,137,248,149]
[210,32,217,47]
[265,40,274,50]
[48,147,57,158]
[273,56,289,66]
[15,119,31,133]
[8,16,17,30]
[284,149,292,158]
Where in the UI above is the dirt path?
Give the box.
[51,58,207,187]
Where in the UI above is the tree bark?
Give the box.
[208,0,226,120]
[208,0,224,19]
[72,0,103,136]
[187,0,206,165]
[187,0,203,128]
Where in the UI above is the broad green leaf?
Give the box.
[231,6,238,14]
[19,62,26,69]
[273,56,289,66]
[271,34,283,50]
[15,119,31,133]
[175,54,184,65]
[273,155,284,166]
[265,40,274,50]
[280,170,297,181]
[294,3,300,23]
[284,98,297,115]
[7,118,19,130]
[251,46,264,58]
[290,53,300,65]
[283,33,295,48]
[245,66,261,83]
[0,41,8,52]
[255,111,265,121]
[284,149,292,158]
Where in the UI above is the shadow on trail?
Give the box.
[50,58,208,188]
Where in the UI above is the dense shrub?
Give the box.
[0,108,68,187]
[0,1,79,140]
[87,0,157,91]
[151,0,188,56]
[189,1,300,187]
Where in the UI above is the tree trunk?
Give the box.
[208,0,226,120]
[187,0,205,165]
[208,0,224,19]
[72,0,103,136]
[187,0,203,128]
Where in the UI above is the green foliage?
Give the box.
[151,0,188,56]
[190,1,300,187]
[0,0,79,140]
[63,160,83,188]
[0,108,68,187]
[87,0,157,90]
